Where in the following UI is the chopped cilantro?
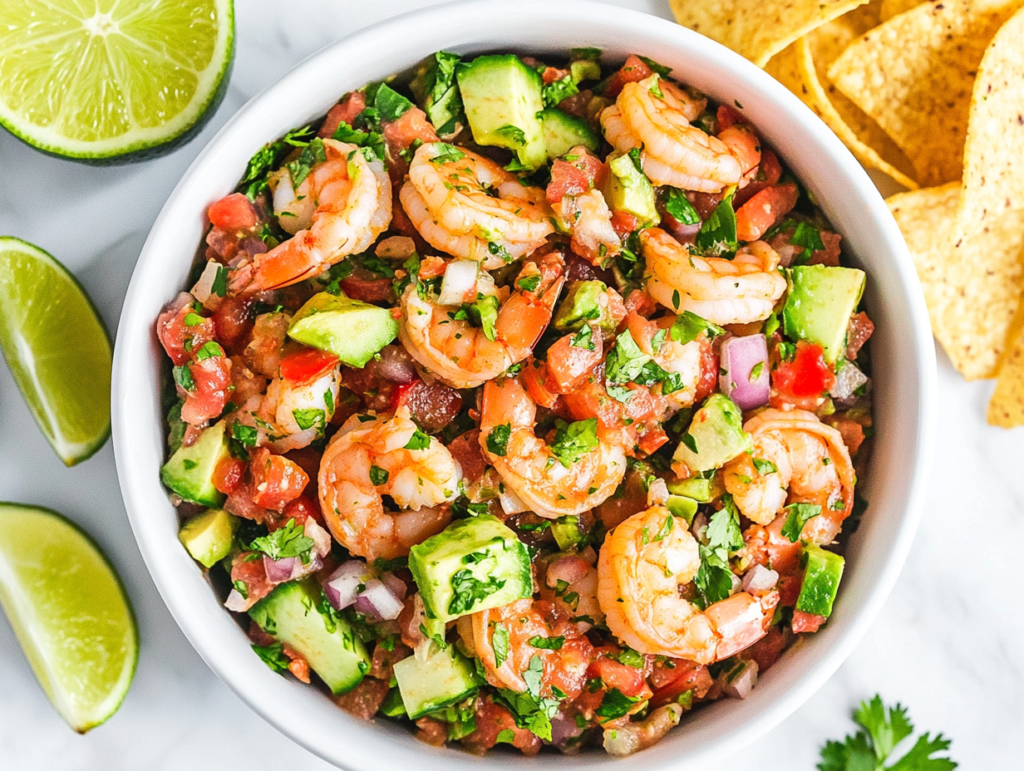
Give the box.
[374,82,413,122]
[493,622,510,669]
[486,424,511,456]
[549,418,599,468]
[448,569,507,616]
[571,324,595,350]
[664,187,701,225]
[248,518,315,564]
[781,502,822,542]
[528,636,565,650]
[695,190,737,255]
[292,408,325,433]
[404,428,431,451]
[670,310,724,344]
[194,341,224,360]
[369,465,389,486]
[596,688,642,721]
[495,124,527,148]
[637,55,672,77]
[430,143,465,165]
[173,365,195,393]
[694,495,743,608]
[286,136,327,189]
[231,423,259,447]
[543,75,579,108]
[605,329,650,384]
[251,642,290,673]
[753,458,778,475]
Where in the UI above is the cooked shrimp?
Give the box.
[554,188,620,264]
[626,313,702,412]
[247,139,392,290]
[318,408,460,561]
[723,409,855,543]
[602,76,757,193]
[400,142,555,267]
[642,228,787,324]
[398,252,565,389]
[479,376,627,519]
[249,364,341,453]
[597,506,778,664]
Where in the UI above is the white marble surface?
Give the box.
[0,0,1019,767]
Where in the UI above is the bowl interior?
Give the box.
[112,2,936,768]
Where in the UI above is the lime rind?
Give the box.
[0,503,138,732]
[0,0,235,162]
[0,237,112,465]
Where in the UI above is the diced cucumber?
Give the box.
[570,59,602,83]
[380,688,407,717]
[160,419,232,507]
[541,108,598,159]
[178,508,236,568]
[795,543,845,618]
[393,645,479,720]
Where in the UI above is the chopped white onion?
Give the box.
[830,359,869,401]
[742,564,780,594]
[190,261,223,309]
[224,589,251,612]
[304,518,333,559]
[723,660,759,699]
[499,487,531,515]
[354,578,405,621]
[438,260,480,306]
[323,560,371,610]
[646,477,670,507]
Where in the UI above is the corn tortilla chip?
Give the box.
[955,6,1024,245]
[879,0,925,20]
[988,327,1024,427]
[888,183,1024,379]
[829,0,1024,187]
[669,0,867,68]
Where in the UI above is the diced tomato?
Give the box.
[382,106,438,153]
[208,193,258,232]
[286,650,311,684]
[826,415,867,455]
[650,659,713,708]
[661,210,702,243]
[735,183,799,241]
[462,697,542,755]
[282,493,322,526]
[716,104,745,131]
[622,288,657,318]
[546,332,604,393]
[637,424,669,456]
[224,486,272,524]
[339,275,393,302]
[792,610,827,634]
[690,191,724,220]
[547,160,591,205]
[588,656,648,698]
[610,210,640,239]
[213,456,247,495]
[230,551,273,605]
[541,66,570,85]
[743,624,790,673]
[181,355,231,425]
[337,678,389,719]
[845,311,874,360]
[772,341,836,399]
[604,54,654,99]
[212,295,254,352]
[157,301,216,366]
[521,360,562,410]
[279,348,339,384]
[733,148,783,207]
[805,230,843,267]
[778,571,803,606]
[693,339,719,404]
[318,91,367,138]
[249,448,310,511]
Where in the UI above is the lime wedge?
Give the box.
[0,238,111,466]
[0,0,234,161]
[0,503,138,733]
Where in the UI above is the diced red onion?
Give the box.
[303,518,332,559]
[719,334,770,410]
[353,578,405,621]
[775,243,799,267]
[830,360,869,401]
[239,236,268,256]
[549,710,586,750]
[438,259,479,306]
[546,555,589,588]
[381,571,408,601]
[264,555,298,584]
[323,560,371,610]
[728,571,743,597]
[742,564,780,594]
[190,261,222,308]
[225,588,251,612]
[372,345,418,384]
[723,660,759,699]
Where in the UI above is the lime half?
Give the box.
[0,238,111,466]
[0,0,234,162]
[0,504,138,733]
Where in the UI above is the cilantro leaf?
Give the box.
[781,502,822,542]
[248,518,315,563]
[664,187,701,225]
[251,642,290,673]
[286,137,327,188]
[543,75,579,108]
[549,418,599,468]
[430,143,465,165]
[528,636,565,650]
[695,191,737,255]
[374,82,413,122]
[404,428,431,451]
[486,424,511,456]
[792,221,826,260]
[493,622,510,669]
[670,310,725,345]
[448,569,506,616]
[605,329,650,384]
[856,696,915,762]
[595,688,642,721]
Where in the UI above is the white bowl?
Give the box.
[112,1,937,767]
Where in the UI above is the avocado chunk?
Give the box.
[672,394,752,474]
[783,265,866,362]
[379,688,407,717]
[554,280,617,336]
[409,514,532,623]
[665,494,698,525]
[457,54,546,169]
[248,579,369,695]
[287,291,399,368]
[541,108,598,159]
[178,508,237,568]
[796,543,845,618]
[393,644,479,719]
[551,515,587,551]
[667,476,714,503]
[160,420,232,507]
[570,59,602,83]
[606,154,659,226]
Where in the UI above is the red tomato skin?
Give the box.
[547,160,590,204]
[318,91,367,138]
[545,333,603,393]
[792,611,826,633]
[521,361,562,410]
[383,106,438,152]
[604,54,654,99]
[588,656,649,699]
[208,193,258,231]
[249,448,310,511]
[213,456,247,495]
[158,303,216,366]
[279,348,339,383]
[181,355,231,425]
[772,341,836,398]
[735,182,799,241]
[693,340,719,404]
[281,494,322,526]
[610,210,640,239]
[716,104,745,131]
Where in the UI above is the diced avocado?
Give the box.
[552,515,587,551]
[457,54,546,169]
[783,265,866,362]
[287,291,399,368]
[667,476,714,503]
[796,543,845,618]
[380,687,407,717]
[160,420,232,507]
[409,514,532,623]
[554,280,616,336]
[178,508,237,568]
[570,59,602,83]
[672,394,752,473]
[606,154,660,226]
[393,645,479,720]
[665,495,698,525]
[248,579,369,695]
[541,108,598,159]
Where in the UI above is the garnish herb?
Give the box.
[493,623,510,669]
[664,187,701,225]
[782,502,822,542]
[753,458,778,475]
[695,190,738,256]
[670,310,724,345]
[448,570,507,616]
[549,418,599,467]
[369,465,389,486]
[487,424,511,456]
[694,495,743,608]
[249,518,315,564]
[404,429,431,451]
[528,636,565,650]
[251,642,290,673]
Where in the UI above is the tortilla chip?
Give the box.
[879,0,925,20]
[888,183,1024,379]
[669,0,867,68]
[989,327,1024,426]
[955,6,1024,245]
[829,0,1024,186]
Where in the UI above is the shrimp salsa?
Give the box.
[158,49,874,757]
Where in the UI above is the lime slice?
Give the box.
[0,0,234,162]
[0,503,138,732]
[0,238,111,466]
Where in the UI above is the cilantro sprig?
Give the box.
[819,696,957,771]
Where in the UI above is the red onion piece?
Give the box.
[372,345,418,384]
[719,334,770,410]
[546,555,589,588]
[239,236,268,256]
[723,660,759,699]
[742,564,780,594]
[190,261,222,308]
[549,710,586,750]
[224,588,251,612]
[263,556,298,583]
[323,560,371,610]
[354,579,405,621]
[381,571,408,601]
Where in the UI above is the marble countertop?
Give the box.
[0,0,1019,767]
